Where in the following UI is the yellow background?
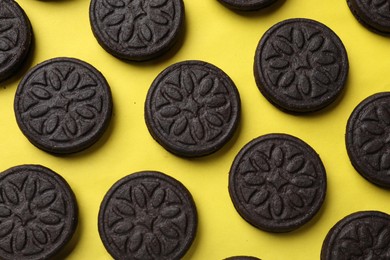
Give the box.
[2,0,390,259]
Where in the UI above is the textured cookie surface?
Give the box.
[0,165,78,260]
[98,171,197,260]
[229,134,326,232]
[14,57,112,154]
[347,0,390,34]
[346,92,390,188]
[0,0,32,82]
[89,0,185,61]
[321,211,390,259]
[145,60,241,157]
[218,0,278,11]
[254,18,348,113]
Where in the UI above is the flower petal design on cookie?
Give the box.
[321,211,390,259]
[347,0,390,34]
[229,134,326,232]
[346,92,390,187]
[14,57,112,154]
[0,165,78,260]
[145,60,241,157]
[99,171,197,260]
[90,0,185,61]
[254,18,348,112]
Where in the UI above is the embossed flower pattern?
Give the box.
[156,68,232,145]
[263,26,341,100]
[97,0,174,47]
[336,223,390,258]
[354,104,390,171]
[21,66,102,142]
[237,144,320,220]
[0,175,67,255]
[366,0,390,19]
[0,6,19,65]
[105,183,189,258]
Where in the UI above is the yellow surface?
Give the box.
[2,0,390,259]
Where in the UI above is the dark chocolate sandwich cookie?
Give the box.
[0,0,32,82]
[346,92,390,188]
[321,211,390,259]
[0,165,78,260]
[347,0,390,35]
[89,0,185,61]
[218,0,278,11]
[98,171,197,260]
[254,18,348,113]
[145,60,241,157]
[229,134,326,232]
[14,57,112,154]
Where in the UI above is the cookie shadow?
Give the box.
[53,213,82,259]
[67,103,117,158]
[269,189,328,238]
[182,221,201,260]
[303,74,351,118]
[219,0,286,18]
[186,117,243,163]
[269,74,350,118]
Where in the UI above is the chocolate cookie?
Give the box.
[0,165,78,260]
[218,0,278,11]
[145,60,241,157]
[98,171,197,260]
[346,92,390,188]
[347,0,390,35]
[14,57,113,154]
[89,0,185,61]
[229,134,326,232]
[321,211,390,259]
[254,18,349,113]
[0,0,32,82]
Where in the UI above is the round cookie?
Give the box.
[254,18,349,113]
[98,171,197,260]
[14,57,112,154]
[347,0,390,35]
[89,0,185,61]
[145,60,241,157]
[218,0,278,11]
[229,134,327,232]
[346,92,390,188]
[0,0,32,82]
[0,165,78,260]
[321,211,390,259]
